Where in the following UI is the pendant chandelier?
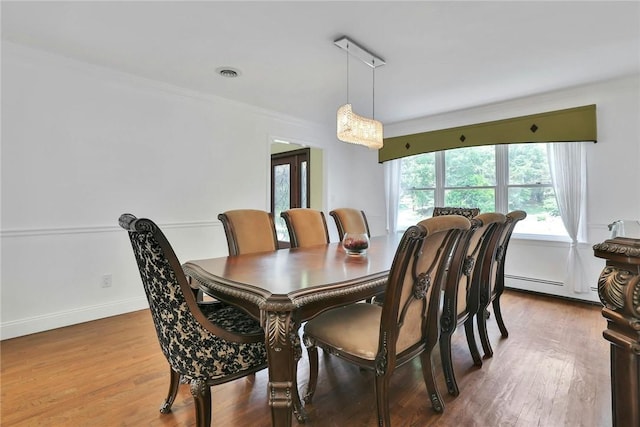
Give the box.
[334,36,385,150]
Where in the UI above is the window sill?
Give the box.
[512,233,594,250]
[513,233,571,243]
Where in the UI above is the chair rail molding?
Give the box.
[0,220,220,238]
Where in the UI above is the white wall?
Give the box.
[386,74,640,303]
[4,40,634,339]
[0,42,387,339]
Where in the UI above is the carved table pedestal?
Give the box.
[593,237,640,427]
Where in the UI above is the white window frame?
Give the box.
[399,144,570,241]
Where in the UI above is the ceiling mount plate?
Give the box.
[334,36,385,69]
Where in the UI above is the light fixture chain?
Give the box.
[346,43,350,104]
[372,60,376,119]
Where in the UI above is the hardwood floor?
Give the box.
[1,290,611,426]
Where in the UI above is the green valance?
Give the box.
[379,104,597,163]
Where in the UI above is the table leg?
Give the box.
[265,310,307,426]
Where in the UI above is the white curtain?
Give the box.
[384,159,401,235]
[547,142,589,293]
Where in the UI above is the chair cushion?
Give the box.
[199,303,263,335]
[304,303,382,360]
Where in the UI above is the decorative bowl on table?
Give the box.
[342,232,370,256]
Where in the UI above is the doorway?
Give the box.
[271,148,310,244]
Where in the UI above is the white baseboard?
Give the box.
[1,296,149,340]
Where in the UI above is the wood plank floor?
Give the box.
[1,290,611,426]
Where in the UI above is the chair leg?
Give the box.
[493,298,509,337]
[420,351,444,413]
[303,345,319,404]
[160,367,181,413]
[291,345,308,423]
[477,307,494,358]
[464,317,483,366]
[190,379,212,427]
[439,331,459,396]
[374,375,391,427]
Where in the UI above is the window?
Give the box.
[397,143,568,237]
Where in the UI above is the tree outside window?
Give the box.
[397,143,567,237]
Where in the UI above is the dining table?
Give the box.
[182,233,402,427]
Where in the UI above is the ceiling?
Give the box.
[2,1,639,128]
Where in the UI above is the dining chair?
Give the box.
[476,210,527,358]
[330,208,376,302]
[302,215,471,424]
[433,206,480,219]
[217,207,305,415]
[218,209,279,255]
[329,208,371,241]
[119,213,268,427]
[281,208,330,248]
[439,212,506,396]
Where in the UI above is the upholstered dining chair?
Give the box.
[218,209,279,255]
[281,208,330,248]
[433,206,480,219]
[302,215,471,425]
[476,210,527,358]
[329,208,371,241]
[119,213,268,427]
[439,212,506,396]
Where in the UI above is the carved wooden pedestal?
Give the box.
[593,237,640,427]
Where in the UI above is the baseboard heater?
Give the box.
[505,274,563,286]
[505,274,598,292]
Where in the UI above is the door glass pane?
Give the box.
[274,164,291,241]
[300,161,308,208]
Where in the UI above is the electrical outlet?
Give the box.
[101,274,112,288]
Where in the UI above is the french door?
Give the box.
[271,148,310,244]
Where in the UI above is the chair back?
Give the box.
[218,209,278,255]
[329,208,371,241]
[442,212,506,331]
[379,215,470,366]
[490,210,527,296]
[433,206,480,219]
[281,208,330,248]
[119,213,264,381]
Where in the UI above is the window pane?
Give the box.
[508,187,566,235]
[508,143,552,185]
[400,153,435,189]
[445,146,495,187]
[398,153,436,230]
[444,188,495,212]
[398,189,434,231]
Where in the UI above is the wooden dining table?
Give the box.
[182,233,402,427]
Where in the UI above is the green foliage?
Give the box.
[445,189,495,212]
[400,153,435,212]
[399,143,560,220]
[445,146,495,186]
